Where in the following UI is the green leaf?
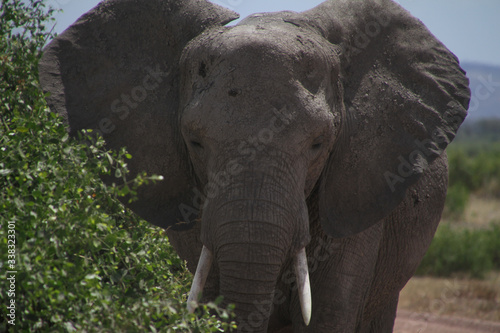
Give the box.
[64,322,77,332]
[0,169,12,176]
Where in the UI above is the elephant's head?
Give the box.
[39,0,469,330]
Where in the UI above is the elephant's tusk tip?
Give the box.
[294,248,312,326]
[302,305,312,326]
[300,287,312,326]
[187,246,213,314]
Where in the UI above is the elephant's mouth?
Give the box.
[187,245,312,326]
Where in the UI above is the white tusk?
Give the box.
[294,248,312,326]
[187,245,213,313]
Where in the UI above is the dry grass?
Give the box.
[463,195,500,227]
[444,195,500,228]
[399,273,500,322]
[399,196,500,322]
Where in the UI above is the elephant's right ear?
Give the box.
[39,0,239,230]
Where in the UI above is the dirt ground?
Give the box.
[396,271,500,332]
[395,196,500,332]
[398,274,500,322]
[394,310,500,333]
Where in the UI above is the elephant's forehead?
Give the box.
[182,21,340,88]
[189,23,326,72]
[208,24,303,54]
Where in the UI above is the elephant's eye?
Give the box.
[311,136,324,151]
[190,140,203,149]
[312,142,322,150]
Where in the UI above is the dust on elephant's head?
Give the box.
[39,0,470,330]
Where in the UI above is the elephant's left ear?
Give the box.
[300,0,470,237]
[39,0,239,230]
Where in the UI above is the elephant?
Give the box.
[39,0,470,331]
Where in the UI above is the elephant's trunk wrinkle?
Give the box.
[216,220,291,237]
[219,273,280,284]
[214,198,291,217]
[217,242,286,254]
[218,298,273,307]
[218,259,283,267]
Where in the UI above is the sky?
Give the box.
[47,0,500,67]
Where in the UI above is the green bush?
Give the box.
[447,142,500,197]
[444,141,500,217]
[0,1,235,331]
[443,183,470,218]
[417,223,500,279]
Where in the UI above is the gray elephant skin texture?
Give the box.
[39,0,470,332]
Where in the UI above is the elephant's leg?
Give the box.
[270,325,294,333]
[361,153,448,331]
[287,211,384,332]
[360,295,399,333]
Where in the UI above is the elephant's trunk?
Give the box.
[217,238,285,331]
[188,246,312,330]
[190,169,312,331]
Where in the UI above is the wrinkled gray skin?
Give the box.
[39,0,470,331]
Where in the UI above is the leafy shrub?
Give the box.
[447,142,500,197]
[444,141,500,217]
[0,1,235,331]
[417,223,500,279]
[443,183,470,218]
